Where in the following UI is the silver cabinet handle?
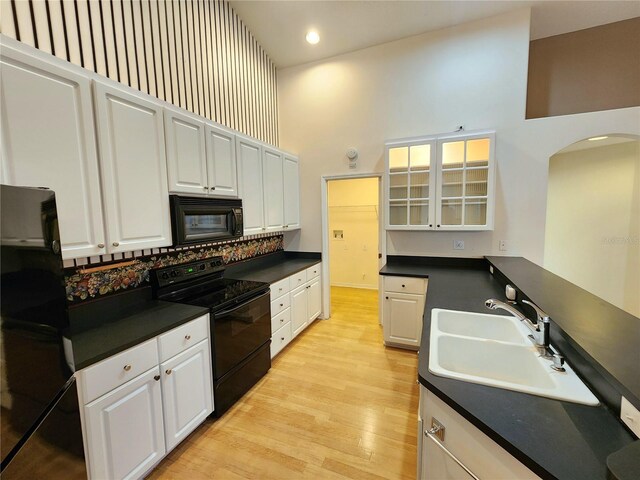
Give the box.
[425,423,479,480]
[154,375,160,381]
[203,186,208,191]
[210,186,216,190]
[166,369,172,375]
[97,243,105,249]
[112,242,119,247]
[185,334,191,340]
[123,364,132,371]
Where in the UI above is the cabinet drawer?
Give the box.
[271,307,291,334]
[158,314,209,363]
[270,277,290,299]
[79,338,159,404]
[384,276,426,295]
[306,263,321,280]
[290,270,307,289]
[271,294,291,317]
[270,321,292,358]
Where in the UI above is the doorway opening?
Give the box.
[321,174,384,320]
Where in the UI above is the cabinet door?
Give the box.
[0,41,106,258]
[236,137,264,234]
[164,108,208,195]
[383,292,423,348]
[94,81,172,253]
[283,155,300,230]
[262,148,284,232]
[422,435,476,480]
[386,139,436,230]
[205,124,237,197]
[307,279,322,322]
[291,285,308,338]
[161,340,213,452]
[436,132,495,231]
[84,367,165,480]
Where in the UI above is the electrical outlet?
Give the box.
[499,240,507,251]
[621,397,640,438]
[453,240,464,250]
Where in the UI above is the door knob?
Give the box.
[166,369,172,375]
[154,375,160,381]
[185,334,191,340]
[123,364,132,371]
[112,242,119,247]
[97,243,105,249]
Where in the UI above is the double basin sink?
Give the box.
[428,309,599,406]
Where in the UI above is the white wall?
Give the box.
[278,8,640,265]
[328,178,379,289]
[544,140,640,317]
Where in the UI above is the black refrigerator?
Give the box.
[0,185,86,479]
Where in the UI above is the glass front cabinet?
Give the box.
[385,131,495,231]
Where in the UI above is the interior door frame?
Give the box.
[320,173,385,320]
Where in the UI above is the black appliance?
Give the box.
[0,185,86,478]
[169,195,243,247]
[151,258,271,416]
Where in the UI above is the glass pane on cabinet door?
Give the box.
[409,171,429,199]
[409,202,429,226]
[440,199,462,225]
[389,201,408,225]
[409,144,431,170]
[389,147,409,172]
[464,168,488,196]
[442,141,464,169]
[464,198,487,225]
[466,138,490,167]
[389,173,408,200]
[441,170,463,197]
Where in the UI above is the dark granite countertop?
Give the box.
[225,251,321,284]
[68,289,209,371]
[381,257,635,480]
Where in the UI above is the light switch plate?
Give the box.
[621,396,640,438]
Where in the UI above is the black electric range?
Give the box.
[151,257,271,416]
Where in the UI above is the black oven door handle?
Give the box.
[229,210,237,234]
[214,290,270,318]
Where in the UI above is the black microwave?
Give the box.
[169,195,243,246]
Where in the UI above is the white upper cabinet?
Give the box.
[164,106,238,198]
[94,80,172,253]
[164,108,208,196]
[262,147,285,232]
[385,131,495,231]
[0,38,106,258]
[236,136,265,234]
[205,123,238,197]
[283,155,301,230]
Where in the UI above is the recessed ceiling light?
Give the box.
[306,30,320,45]
[588,136,608,141]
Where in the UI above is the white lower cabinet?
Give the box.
[381,276,427,350]
[84,367,166,480]
[269,263,322,358]
[78,315,213,480]
[419,385,539,480]
[161,340,213,452]
[291,284,309,338]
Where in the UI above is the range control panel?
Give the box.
[151,256,225,288]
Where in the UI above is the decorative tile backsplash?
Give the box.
[65,234,283,303]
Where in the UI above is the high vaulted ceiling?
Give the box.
[229,0,640,68]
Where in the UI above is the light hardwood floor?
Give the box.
[149,287,419,479]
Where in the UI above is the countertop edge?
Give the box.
[72,305,210,371]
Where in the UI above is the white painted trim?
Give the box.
[321,172,384,320]
[330,282,379,290]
